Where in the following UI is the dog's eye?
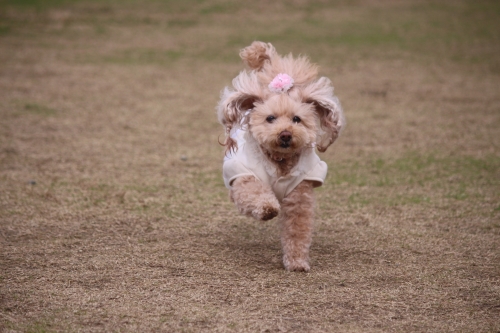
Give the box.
[293,116,301,123]
[266,115,276,123]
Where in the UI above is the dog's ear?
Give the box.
[217,89,261,153]
[217,72,263,153]
[302,77,345,152]
[240,41,277,71]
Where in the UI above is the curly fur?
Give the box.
[230,175,280,221]
[217,41,345,271]
[239,41,275,71]
[279,180,315,271]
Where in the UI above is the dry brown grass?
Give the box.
[1,0,499,332]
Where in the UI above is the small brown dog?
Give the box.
[217,41,344,271]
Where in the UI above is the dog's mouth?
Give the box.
[280,142,291,149]
[262,148,296,163]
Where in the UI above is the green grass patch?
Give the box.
[199,2,237,15]
[328,152,499,207]
[2,0,499,70]
[0,0,68,7]
[392,153,496,186]
[99,48,183,66]
[21,103,58,116]
[167,18,198,28]
[0,24,10,35]
[24,320,57,333]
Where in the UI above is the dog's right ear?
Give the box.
[217,72,263,153]
[240,41,277,71]
[217,89,261,153]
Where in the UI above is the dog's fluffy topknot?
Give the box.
[239,41,276,70]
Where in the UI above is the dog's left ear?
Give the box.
[217,72,263,153]
[302,77,345,152]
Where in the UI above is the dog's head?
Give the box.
[218,41,344,155]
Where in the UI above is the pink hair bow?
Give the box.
[268,73,294,93]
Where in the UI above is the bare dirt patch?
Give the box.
[1,0,499,332]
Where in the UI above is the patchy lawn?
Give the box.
[1,0,499,332]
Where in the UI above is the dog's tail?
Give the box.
[239,41,276,71]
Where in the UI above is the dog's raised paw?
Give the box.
[261,205,280,221]
[252,204,280,221]
[250,195,280,221]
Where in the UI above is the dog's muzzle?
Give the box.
[279,131,292,148]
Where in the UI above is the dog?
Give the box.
[217,41,345,271]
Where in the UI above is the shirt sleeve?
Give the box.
[222,157,255,189]
[303,160,328,188]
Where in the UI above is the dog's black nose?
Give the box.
[279,131,292,143]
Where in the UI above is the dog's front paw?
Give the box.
[251,196,280,221]
[252,205,279,221]
[283,256,310,272]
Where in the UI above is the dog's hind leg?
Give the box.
[230,175,280,221]
[279,180,315,272]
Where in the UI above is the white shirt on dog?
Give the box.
[223,129,328,202]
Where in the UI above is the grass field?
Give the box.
[1,0,499,332]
